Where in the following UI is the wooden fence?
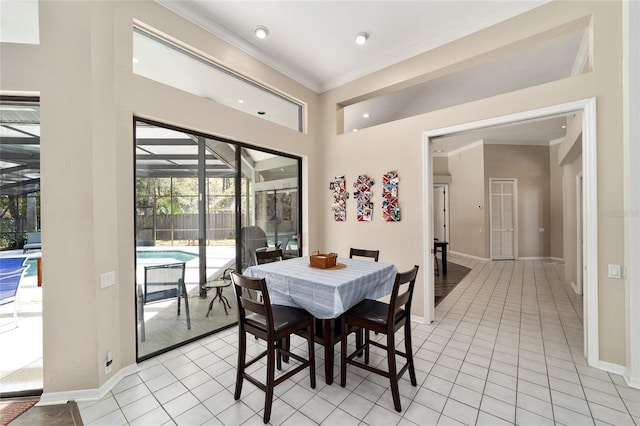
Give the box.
[136,212,235,245]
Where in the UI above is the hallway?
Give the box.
[76,255,640,425]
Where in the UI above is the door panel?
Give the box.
[490,179,517,260]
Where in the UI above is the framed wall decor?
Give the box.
[330,175,347,221]
[353,174,374,222]
[382,170,400,221]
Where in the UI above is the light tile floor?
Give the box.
[77,256,640,425]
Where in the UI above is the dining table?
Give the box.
[245,255,398,384]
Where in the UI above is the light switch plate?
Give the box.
[100,271,116,289]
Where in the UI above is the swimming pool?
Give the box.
[136,250,198,265]
[24,258,38,277]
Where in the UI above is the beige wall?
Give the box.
[549,143,564,259]
[559,112,583,291]
[448,144,486,258]
[562,152,583,290]
[484,143,551,258]
[319,1,626,365]
[432,156,450,177]
[4,0,321,393]
[0,0,630,394]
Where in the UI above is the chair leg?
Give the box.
[405,321,417,386]
[355,328,364,357]
[234,329,246,400]
[13,302,18,328]
[340,317,348,387]
[307,324,316,389]
[276,339,283,370]
[181,280,191,330]
[264,339,276,423]
[137,285,146,342]
[386,333,402,412]
[364,329,371,365]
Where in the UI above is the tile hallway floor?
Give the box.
[77,255,640,425]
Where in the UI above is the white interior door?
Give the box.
[433,184,449,243]
[490,179,517,259]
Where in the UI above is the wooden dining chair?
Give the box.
[348,248,380,346]
[340,265,420,412]
[254,248,284,265]
[231,272,316,424]
[349,248,380,262]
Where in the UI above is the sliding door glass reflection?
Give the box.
[240,147,300,271]
[135,120,302,359]
[135,121,237,359]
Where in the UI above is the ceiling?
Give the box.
[157,1,577,151]
[156,0,549,93]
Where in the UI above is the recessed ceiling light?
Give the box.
[355,32,369,45]
[362,113,370,118]
[353,128,359,132]
[132,58,139,64]
[238,99,245,104]
[560,125,567,129]
[255,26,269,39]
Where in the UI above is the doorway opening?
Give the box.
[423,98,598,366]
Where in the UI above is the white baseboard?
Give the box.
[38,363,138,406]
[599,360,626,377]
[624,370,640,389]
[448,251,490,261]
[411,314,427,324]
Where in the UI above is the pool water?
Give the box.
[25,258,38,277]
[136,250,198,265]
[13,251,198,278]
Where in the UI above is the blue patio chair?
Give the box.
[137,262,190,342]
[0,257,27,269]
[0,266,28,329]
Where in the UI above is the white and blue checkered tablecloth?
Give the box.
[245,256,397,319]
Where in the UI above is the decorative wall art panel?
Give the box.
[329,175,347,221]
[382,170,400,221]
[353,174,375,222]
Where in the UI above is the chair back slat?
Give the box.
[349,248,380,262]
[0,257,27,269]
[0,266,26,303]
[143,262,186,303]
[387,265,420,323]
[231,272,273,332]
[255,248,284,265]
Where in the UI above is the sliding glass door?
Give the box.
[135,119,301,359]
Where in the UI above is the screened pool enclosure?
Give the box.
[135,119,301,358]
